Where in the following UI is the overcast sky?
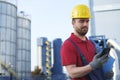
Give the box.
[17,0,89,71]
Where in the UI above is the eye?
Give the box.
[79,20,84,23]
[86,20,89,23]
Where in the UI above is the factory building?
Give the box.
[37,37,66,80]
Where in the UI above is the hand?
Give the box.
[90,53,109,70]
[99,48,110,57]
[105,71,114,79]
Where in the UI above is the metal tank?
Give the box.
[52,38,63,74]
[91,0,120,44]
[52,38,66,80]
[0,0,17,77]
[17,15,31,79]
[89,0,120,80]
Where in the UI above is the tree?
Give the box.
[31,66,44,76]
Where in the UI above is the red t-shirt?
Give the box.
[60,33,95,80]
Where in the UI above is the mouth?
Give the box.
[82,27,88,30]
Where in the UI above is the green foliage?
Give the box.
[31,66,44,76]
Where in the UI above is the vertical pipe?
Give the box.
[89,0,96,36]
[0,31,1,74]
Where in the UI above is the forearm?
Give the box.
[66,64,92,78]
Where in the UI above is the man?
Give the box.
[60,4,110,80]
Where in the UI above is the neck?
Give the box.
[74,32,86,41]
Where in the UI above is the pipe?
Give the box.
[107,39,120,51]
[0,60,20,80]
[89,0,96,36]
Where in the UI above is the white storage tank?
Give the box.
[93,0,120,44]
[0,0,17,77]
[17,15,31,79]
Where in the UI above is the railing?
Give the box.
[0,59,20,80]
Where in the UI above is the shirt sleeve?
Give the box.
[60,41,77,66]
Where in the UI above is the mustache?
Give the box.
[82,26,88,29]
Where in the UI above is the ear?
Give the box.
[72,20,74,25]
[72,21,75,28]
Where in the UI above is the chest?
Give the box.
[76,42,95,63]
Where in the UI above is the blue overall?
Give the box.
[67,38,105,80]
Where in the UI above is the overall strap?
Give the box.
[67,38,104,80]
[67,38,91,80]
[67,38,88,66]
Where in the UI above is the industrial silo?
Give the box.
[89,0,120,80]
[17,15,31,79]
[0,0,17,78]
[93,0,120,44]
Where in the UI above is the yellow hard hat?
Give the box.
[71,4,92,18]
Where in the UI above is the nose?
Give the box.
[83,21,88,26]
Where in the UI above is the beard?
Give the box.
[75,26,88,36]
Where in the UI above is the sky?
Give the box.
[17,0,89,71]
